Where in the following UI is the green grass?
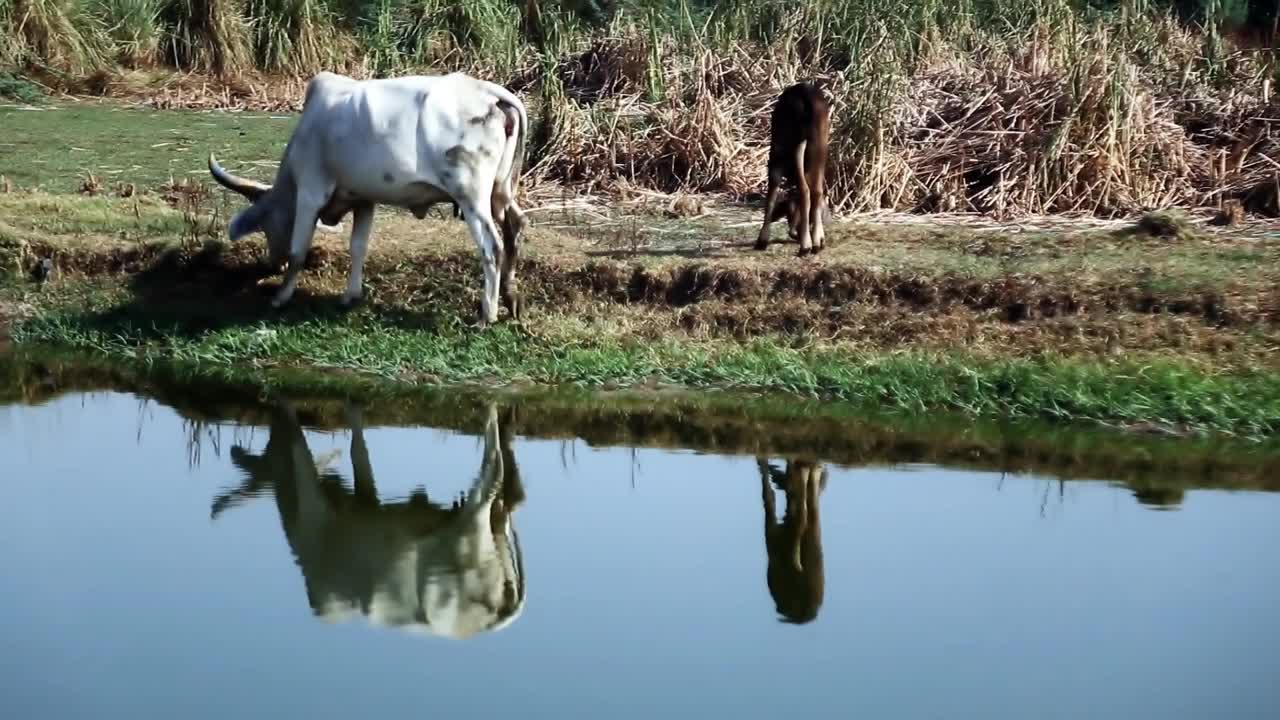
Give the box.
[11,280,1280,438]
[0,193,191,237]
[5,345,1280,498]
[0,72,45,103]
[0,102,292,193]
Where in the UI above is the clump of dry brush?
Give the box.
[528,3,1279,219]
[530,33,781,197]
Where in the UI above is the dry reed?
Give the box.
[1,0,1277,218]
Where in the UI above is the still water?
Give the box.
[2,386,1278,719]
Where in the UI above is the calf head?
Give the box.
[208,153,296,267]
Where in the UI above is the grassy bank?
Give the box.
[19,288,1279,437]
[2,179,1278,438]
[5,348,1280,508]
[2,79,1278,439]
[3,0,1278,218]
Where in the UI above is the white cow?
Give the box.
[207,70,529,324]
[215,401,527,640]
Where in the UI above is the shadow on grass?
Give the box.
[76,242,456,339]
[583,237,795,261]
[586,247,737,260]
[583,239,754,260]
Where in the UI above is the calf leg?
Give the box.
[792,140,813,256]
[760,458,778,520]
[342,203,374,306]
[756,163,785,251]
[784,198,803,240]
[809,169,826,253]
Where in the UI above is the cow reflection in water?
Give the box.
[213,401,525,640]
[758,457,828,624]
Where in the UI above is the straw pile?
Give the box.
[525,18,1277,219]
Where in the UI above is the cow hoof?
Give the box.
[754,238,770,251]
[798,246,813,258]
[340,290,365,308]
[473,302,498,329]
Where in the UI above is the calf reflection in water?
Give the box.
[758,457,828,624]
[213,401,526,640]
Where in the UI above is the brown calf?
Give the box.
[755,81,831,256]
[758,457,827,624]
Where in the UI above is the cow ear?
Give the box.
[228,204,266,241]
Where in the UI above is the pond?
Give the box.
[2,362,1278,718]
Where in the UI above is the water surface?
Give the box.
[2,385,1278,719]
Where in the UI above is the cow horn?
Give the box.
[208,153,270,200]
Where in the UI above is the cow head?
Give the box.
[208,153,295,266]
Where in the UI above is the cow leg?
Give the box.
[467,403,505,508]
[342,202,375,306]
[499,211,524,321]
[461,203,504,326]
[273,189,329,308]
[792,140,813,256]
[755,162,785,251]
[493,193,527,321]
[344,402,379,506]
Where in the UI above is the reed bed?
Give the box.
[2,0,1277,217]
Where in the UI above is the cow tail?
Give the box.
[482,81,528,189]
